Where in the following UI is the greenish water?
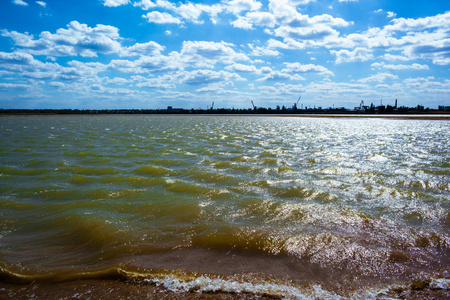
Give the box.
[0,115,449,298]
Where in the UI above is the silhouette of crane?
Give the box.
[294,95,301,110]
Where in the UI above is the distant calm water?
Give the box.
[0,115,449,298]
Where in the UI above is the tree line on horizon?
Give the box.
[0,104,449,115]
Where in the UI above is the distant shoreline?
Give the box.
[1,113,449,120]
[1,107,450,118]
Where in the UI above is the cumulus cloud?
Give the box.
[382,54,410,61]
[0,52,36,66]
[226,0,262,15]
[142,11,182,24]
[387,11,396,18]
[102,0,129,7]
[120,41,165,57]
[317,11,450,66]
[134,0,224,24]
[225,63,257,72]
[358,72,399,83]
[232,11,277,29]
[282,62,334,76]
[132,75,176,89]
[134,0,175,10]
[248,44,280,56]
[331,48,374,63]
[257,71,305,81]
[180,41,249,67]
[243,2,353,47]
[0,50,109,82]
[109,54,181,74]
[371,62,429,70]
[385,12,450,32]
[1,21,122,57]
[36,1,46,7]
[275,25,339,41]
[180,69,244,85]
[231,16,254,29]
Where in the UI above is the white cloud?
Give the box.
[382,54,410,61]
[0,52,35,66]
[102,0,129,7]
[402,77,450,99]
[109,54,181,74]
[120,41,165,57]
[179,41,249,67]
[0,51,109,82]
[134,0,224,24]
[358,72,399,83]
[232,11,276,29]
[133,0,157,10]
[275,25,339,41]
[179,69,244,85]
[132,75,176,89]
[257,71,305,81]
[66,61,108,77]
[0,82,31,90]
[226,0,262,15]
[249,2,353,47]
[385,12,450,32]
[12,0,28,6]
[231,16,254,29]
[387,11,397,18]
[282,62,334,76]
[246,11,277,27]
[175,3,204,23]
[371,62,429,71]
[142,11,182,24]
[331,48,374,63]
[1,21,122,57]
[259,66,273,73]
[36,1,46,7]
[225,63,257,72]
[324,11,450,66]
[248,44,280,56]
[134,0,176,10]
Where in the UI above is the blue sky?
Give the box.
[0,0,449,109]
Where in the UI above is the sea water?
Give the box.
[0,115,449,298]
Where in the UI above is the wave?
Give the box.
[0,265,448,299]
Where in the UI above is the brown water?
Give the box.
[0,115,449,299]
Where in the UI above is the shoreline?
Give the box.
[1,113,449,120]
[1,279,449,299]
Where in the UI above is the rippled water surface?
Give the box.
[0,115,449,298]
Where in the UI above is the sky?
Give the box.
[0,0,449,110]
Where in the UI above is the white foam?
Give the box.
[430,278,450,290]
[369,154,388,162]
[145,275,344,299]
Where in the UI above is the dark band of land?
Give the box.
[1,105,450,117]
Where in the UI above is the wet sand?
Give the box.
[1,280,449,299]
[0,280,278,299]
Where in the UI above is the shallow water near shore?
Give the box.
[0,115,449,299]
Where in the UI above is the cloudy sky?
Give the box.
[0,0,449,109]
